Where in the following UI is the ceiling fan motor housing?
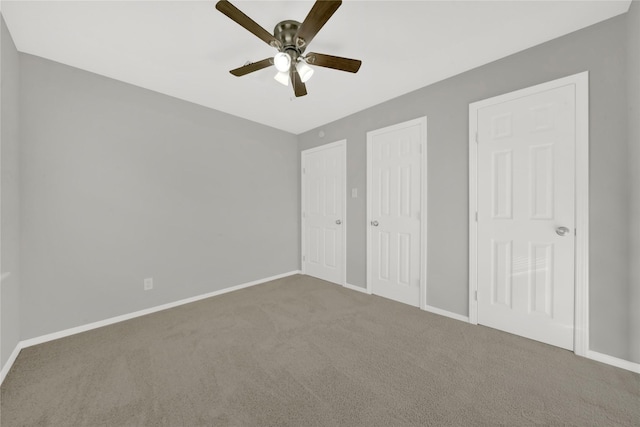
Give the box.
[274,20,306,57]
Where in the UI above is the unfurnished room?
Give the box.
[0,0,639,425]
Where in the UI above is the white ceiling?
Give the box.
[1,0,631,134]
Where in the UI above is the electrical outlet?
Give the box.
[144,278,153,291]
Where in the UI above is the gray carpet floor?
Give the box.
[1,274,638,426]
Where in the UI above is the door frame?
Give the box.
[301,139,347,286]
[468,71,589,356]
[366,117,428,309]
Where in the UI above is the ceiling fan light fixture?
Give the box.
[296,59,314,83]
[274,52,291,72]
[274,71,290,86]
[215,0,362,97]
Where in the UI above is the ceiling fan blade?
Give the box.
[290,68,308,97]
[295,0,342,48]
[230,58,273,76]
[305,52,361,73]
[215,0,280,48]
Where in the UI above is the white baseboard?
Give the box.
[0,342,23,385]
[586,350,640,374]
[5,271,638,384]
[344,282,371,294]
[20,270,301,349]
[423,304,470,323]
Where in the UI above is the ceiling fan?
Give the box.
[215,0,362,97]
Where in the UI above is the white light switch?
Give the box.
[351,188,358,198]
[144,278,153,291]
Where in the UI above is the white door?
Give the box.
[475,84,576,350]
[367,118,426,307]
[302,141,345,285]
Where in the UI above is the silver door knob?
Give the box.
[371,220,379,226]
[556,226,570,236]
[336,220,341,225]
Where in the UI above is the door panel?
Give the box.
[477,84,575,350]
[302,142,345,285]
[368,120,425,307]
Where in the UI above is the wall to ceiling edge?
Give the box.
[627,0,640,363]
[298,13,636,363]
[0,16,21,369]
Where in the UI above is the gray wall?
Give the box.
[19,54,299,340]
[628,0,640,363]
[298,14,634,362]
[4,6,637,365]
[1,16,21,368]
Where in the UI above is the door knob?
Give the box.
[556,226,570,236]
[371,220,379,226]
[336,220,342,225]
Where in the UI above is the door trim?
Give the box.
[301,139,347,286]
[366,117,428,309]
[468,71,589,356]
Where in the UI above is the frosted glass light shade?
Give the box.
[274,71,289,86]
[274,52,291,72]
[296,60,314,83]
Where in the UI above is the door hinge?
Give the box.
[302,167,306,174]
[303,255,306,261]
[475,211,478,222]
[302,212,306,218]
[475,132,479,143]
[474,290,478,301]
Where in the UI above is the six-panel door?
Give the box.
[368,122,423,307]
[303,143,345,285]
[476,84,576,350]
